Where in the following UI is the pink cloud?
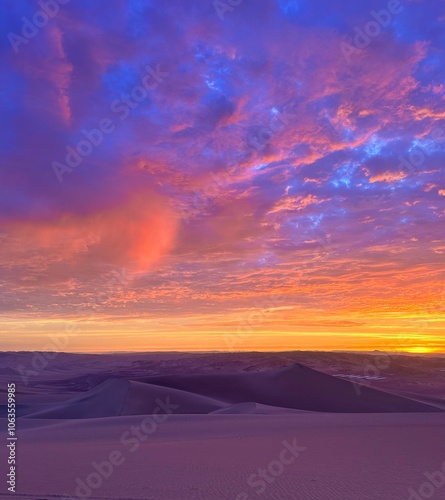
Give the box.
[0,191,178,278]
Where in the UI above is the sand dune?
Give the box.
[138,363,441,413]
[122,380,227,415]
[19,379,227,419]
[210,402,307,414]
[21,378,129,419]
[6,363,440,419]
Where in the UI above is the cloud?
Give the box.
[369,171,407,183]
[0,190,177,280]
[1,0,444,350]
[268,194,328,214]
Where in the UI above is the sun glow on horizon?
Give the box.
[404,346,437,354]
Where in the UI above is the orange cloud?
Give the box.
[369,171,407,183]
[268,194,326,214]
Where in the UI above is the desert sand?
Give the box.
[0,351,444,499]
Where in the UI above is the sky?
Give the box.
[0,0,444,353]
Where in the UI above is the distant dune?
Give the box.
[3,363,440,419]
[138,363,442,413]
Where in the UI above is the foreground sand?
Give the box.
[2,413,445,499]
[0,352,444,499]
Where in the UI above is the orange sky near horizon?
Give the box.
[1,303,444,353]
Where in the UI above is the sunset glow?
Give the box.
[1,0,445,353]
